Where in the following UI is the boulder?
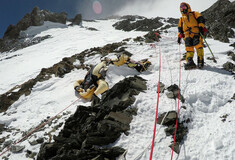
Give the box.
[10,145,25,153]
[223,61,235,72]
[166,84,185,103]
[157,111,188,154]
[71,14,82,26]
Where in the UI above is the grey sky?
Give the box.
[1,0,234,38]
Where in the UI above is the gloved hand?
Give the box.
[199,27,204,36]
[177,37,181,44]
[74,86,82,92]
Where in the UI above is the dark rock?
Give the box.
[0,124,5,133]
[87,27,98,31]
[133,36,145,42]
[26,150,37,159]
[31,6,45,26]
[223,61,235,72]
[3,6,67,40]
[3,140,13,148]
[166,18,179,27]
[120,15,145,21]
[29,140,38,146]
[166,84,185,103]
[230,42,235,48]
[157,111,188,154]
[144,31,161,43]
[0,137,6,144]
[71,14,82,26]
[10,145,25,153]
[113,16,164,32]
[0,35,51,53]
[232,93,235,100]
[29,138,44,146]
[220,114,229,122]
[169,142,180,154]
[202,0,235,43]
[157,111,177,126]
[159,82,165,93]
[227,51,235,62]
[0,6,67,53]
[37,76,146,160]
[36,138,44,144]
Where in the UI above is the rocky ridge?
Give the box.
[37,76,147,160]
[0,7,82,53]
[112,15,178,32]
[0,42,126,113]
[202,0,235,43]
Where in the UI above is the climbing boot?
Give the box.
[184,57,196,70]
[197,56,204,69]
[197,48,204,69]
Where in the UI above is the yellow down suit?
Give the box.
[178,2,205,64]
[74,54,130,99]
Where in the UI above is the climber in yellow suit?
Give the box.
[74,53,151,106]
[177,2,206,69]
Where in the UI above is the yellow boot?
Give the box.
[185,52,196,70]
[196,48,204,69]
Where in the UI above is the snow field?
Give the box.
[0,19,234,160]
[0,20,146,95]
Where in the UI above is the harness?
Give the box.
[181,12,199,34]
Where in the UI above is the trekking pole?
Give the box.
[200,33,217,63]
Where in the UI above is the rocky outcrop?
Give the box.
[223,61,235,72]
[144,31,161,43]
[227,51,235,62]
[0,42,126,113]
[0,35,51,53]
[157,111,188,154]
[3,7,67,39]
[202,0,235,43]
[71,14,82,26]
[0,6,67,53]
[166,84,185,103]
[113,16,164,32]
[37,76,147,160]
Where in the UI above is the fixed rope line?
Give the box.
[170,44,182,160]
[134,109,170,160]
[0,97,80,157]
[149,33,162,160]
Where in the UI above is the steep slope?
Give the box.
[0,10,235,160]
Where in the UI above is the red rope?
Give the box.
[0,98,80,157]
[170,44,182,160]
[149,38,162,160]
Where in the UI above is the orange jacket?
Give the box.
[178,2,205,37]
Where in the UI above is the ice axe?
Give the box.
[200,32,217,63]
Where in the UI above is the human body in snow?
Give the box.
[74,54,151,106]
[177,2,206,70]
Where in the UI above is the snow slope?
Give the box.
[0,18,235,160]
[0,20,146,95]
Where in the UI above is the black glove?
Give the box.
[199,27,204,36]
[177,37,181,44]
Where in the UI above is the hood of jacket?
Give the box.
[180,2,192,15]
